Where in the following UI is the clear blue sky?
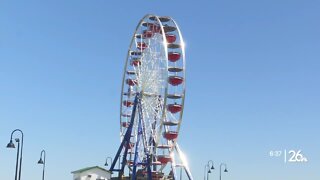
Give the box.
[1,0,319,179]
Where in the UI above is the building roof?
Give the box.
[71,166,111,174]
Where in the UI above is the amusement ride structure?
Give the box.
[110,14,193,180]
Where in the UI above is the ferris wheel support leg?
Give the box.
[170,152,178,180]
[109,94,140,178]
[132,104,152,180]
[131,114,142,180]
[146,154,152,180]
[175,143,194,180]
[132,99,152,180]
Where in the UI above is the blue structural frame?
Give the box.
[110,93,152,180]
[110,93,194,180]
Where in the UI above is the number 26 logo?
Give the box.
[288,150,308,162]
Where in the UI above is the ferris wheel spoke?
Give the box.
[142,98,163,135]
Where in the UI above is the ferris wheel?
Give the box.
[110,14,193,180]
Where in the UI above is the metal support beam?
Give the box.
[176,143,194,180]
[109,94,139,178]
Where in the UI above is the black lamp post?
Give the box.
[105,157,113,167]
[207,160,215,180]
[37,150,46,180]
[6,129,24,180]
[6,138,20,180]
[219,163,228,180]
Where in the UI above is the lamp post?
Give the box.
[203,164,209,180]
[6,129,24,180]
[37,150,46,180]
[207,160,215,180]
[219,163,228,180]
[6,138,20,180]
[105,157,113,167]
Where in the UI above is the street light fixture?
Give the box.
[105,157,113,167]
[207,160,215,180]
[38,158,44,164]
[7,140,15,148]
[6,129,24,180]
[208,160,215,170]
[37,150,46,180]
[219,163,228,180]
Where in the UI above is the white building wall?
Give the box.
[73,168,111,180]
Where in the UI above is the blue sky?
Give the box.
[0,0,319,179]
